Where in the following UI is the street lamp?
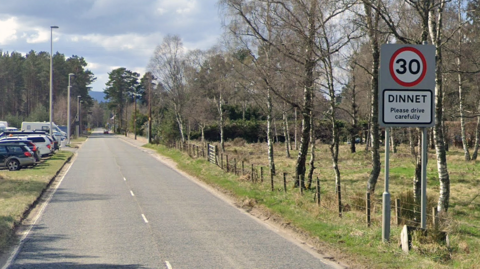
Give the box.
[79,100,84,136]
[67,73,75,145]
[76,95,81,138]
[49,25,59,136]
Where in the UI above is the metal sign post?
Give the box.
[379,44,436,241]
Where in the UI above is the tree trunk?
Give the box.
[429,0,450,212]
[267,87,275,176]
[175,111,185,143]
[307,95,315,189]
[283,103,291,158]
[472,102,480,160]
[217,95,225,152]
[458,51,470,160]
[364,0,381,194]
[413,131,422,220]
[294,107,298,151]
[295,1,316,186]
[390,128,397,153]
[409,128,416,155]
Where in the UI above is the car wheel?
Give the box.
[7,159,20,171]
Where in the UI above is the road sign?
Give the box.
[379,44,436,127]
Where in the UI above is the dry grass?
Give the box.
[188,140,480,268]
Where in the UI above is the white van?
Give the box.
[21,122,66,137]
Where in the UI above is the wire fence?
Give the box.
[167,140,477,233]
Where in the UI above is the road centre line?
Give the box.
[124,177,126,181]
[130,190,135,197]
[165,261,172,269]
[141,214,149,223]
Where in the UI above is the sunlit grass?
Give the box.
[0,151,73,252]
[146,141,480,268]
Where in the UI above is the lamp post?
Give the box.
[76,95,81,138]
[148,74,153,144]
[49,25,59,136]
[134,87,137,140]
[67,73,75,145]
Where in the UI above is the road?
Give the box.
[4,133,339,269]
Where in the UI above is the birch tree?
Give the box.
[221,0,355,184]
[149,35,188,143]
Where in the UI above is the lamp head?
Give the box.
[69,73,75,77]
[51,26,59,29]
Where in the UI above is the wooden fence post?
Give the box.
[226,155,229,172]
[242,161,244,175]
[221,153,224,170]
[271,173,274,192]
[316,177,320,206]
[234,159,237,175]
[395,199,401,226]
[366,192,371,227]
[283,173,287,193]
[251,164,254,182]
[261,167,263,183]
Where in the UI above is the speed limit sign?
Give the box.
[379,44,436,127]
[390,47,427,87]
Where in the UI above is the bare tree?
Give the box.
[149,35,188,143]
[221,0,356,184]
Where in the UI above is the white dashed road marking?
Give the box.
[141,214,149,223]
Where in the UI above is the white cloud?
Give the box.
[26,27,51,44]
[156,0,198,15]
[0,17,18,44]
[79,33,161,55]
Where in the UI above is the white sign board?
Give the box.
[379,44,436,127]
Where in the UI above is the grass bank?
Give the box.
[0,150,74,252]
[145,142,478,269]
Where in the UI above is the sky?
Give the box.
[0,0,224,92]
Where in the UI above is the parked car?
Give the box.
[44,135,56,152]
[23,135,53,157]
[103,130,109,134]
[0,138,41,161]
[0,143,36,171]
[0,130,49,139]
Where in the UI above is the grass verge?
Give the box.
[0,150,74,252]
[145,143,469,269]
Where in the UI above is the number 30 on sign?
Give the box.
[389,47,427,87]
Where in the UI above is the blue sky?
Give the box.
[0,0,223,92]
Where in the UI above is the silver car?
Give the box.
[0,143,36,171]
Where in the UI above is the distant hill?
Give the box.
[89,91,107,103]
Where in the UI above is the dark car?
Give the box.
[0,143,36,171]
[0,139,41,161]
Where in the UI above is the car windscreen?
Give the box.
[27,137,46,143]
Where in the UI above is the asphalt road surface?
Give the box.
[4,133,339,269]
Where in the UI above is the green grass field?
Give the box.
[145,141,480,269]
[0,150,73,252]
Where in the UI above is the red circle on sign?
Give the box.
[389,47,427,87]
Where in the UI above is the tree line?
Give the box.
[0,50,96,128]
